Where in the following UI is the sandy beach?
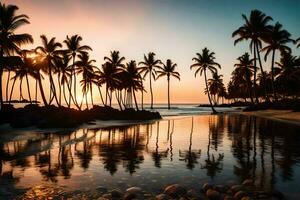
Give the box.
[242,109,300,125]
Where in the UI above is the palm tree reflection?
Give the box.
[179,117,201,170]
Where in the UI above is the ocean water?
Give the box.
[1,113,300,199]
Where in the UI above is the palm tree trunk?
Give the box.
[167,76,170,109]
[19,78,23,101]
[133,88,139,110]
[0,48,4,109]
[115,91,123,110]
[204,70,217,114]
[255,42,268,102]
[6,71,10,102]
[90,82,93,107]
[141,80,144,110]
[270,50,277,102]
[63,84,69,107]
[58,72,62,106]
[72,56,79,107]
[85,91,89,110]
[35,79,38,103]
[25,74,32,104]
[37,75,48,106]
[9,78,16,103]
[150,71,154,109]
[105,84,108,106]
[253,46,259,104]
[97,86,105,105]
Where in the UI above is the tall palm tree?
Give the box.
[0,3,33,108]
[76,53,96,109]
[103,50,125,106]
[262,22,293,101]
[190,48,221,114]
[234,52,255,103]
[139,52,161,109]
[233,9,273,102]
[156,59,180,109]
[35,35,62,106]
[64,35,92,107]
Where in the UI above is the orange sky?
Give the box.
[2,0,300,104]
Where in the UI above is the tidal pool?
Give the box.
[1,114,300,199]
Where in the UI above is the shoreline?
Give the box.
[240,109,300,125]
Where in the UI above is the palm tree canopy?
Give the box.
[232,9,273,50]
[104,50,125,69]
[190,47,221,77]
[261,22,293,61]
[156,59,180,80]
[63,35,92,57]
[138,52,161,79]
[0,3,33,55]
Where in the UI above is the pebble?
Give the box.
[206,189,220,200]
[202,183,213,192]
[230,185,244,194]
[242,179,254,187]
[164,184,187,198]
[156,193,170,200]
[234,191,247,199]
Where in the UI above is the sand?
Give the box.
[242,109,300,125]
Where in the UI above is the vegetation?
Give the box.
[0,2,299,114]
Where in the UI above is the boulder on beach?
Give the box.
[206,189,220,200]
[164,184,187,198]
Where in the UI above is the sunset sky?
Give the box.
[3,0,300,104]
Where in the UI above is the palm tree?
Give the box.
[233,9,273,102]
[64,35,92,107]
[103,51,125,106]
[207,72,224,105]
[76,53,96,109]
[0,3,33,108]
[53,52,72,106]
[35,35,62,106]
[139,52,161,109]
[122,60,143,110]
[190,48,221,114]
[262,22,293,101]
[234,53,255,103]
[156,59,180,109]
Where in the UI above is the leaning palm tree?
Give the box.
[138,52,161,109]
[156,59,180,109]
[190,48,221,114]
[232,9,273,102]
[35,35,62,106]
[64,35,92,107]
[234,53,255,103]
[0,3,33,108]
[207,72,224,105]
[262,22,293,101]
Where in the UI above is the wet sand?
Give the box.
[241,109,300,125]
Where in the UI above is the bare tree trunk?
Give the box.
[204,70,217,114]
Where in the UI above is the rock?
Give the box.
[97,198,110,200]
[242,179,254,187]
[233,191,247,199]
[101,193,112,199]
[230,185,243,194]
[202,183,213,192]
[164,184,187,198]
[156,193,170,200]
[124,187,143,200]
[206,189,220,200]
[224,195,234,200]
[110,189,123,198]
[187,189,199,199]
[126,187,142,194]
[241,197,251,200]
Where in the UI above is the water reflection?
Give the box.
[1,114,300,198]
